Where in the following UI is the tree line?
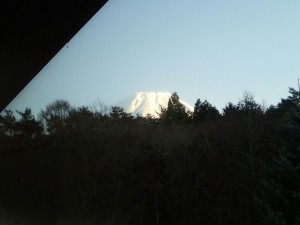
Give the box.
[0,88,299,225]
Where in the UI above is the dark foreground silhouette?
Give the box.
[0,90,299,225]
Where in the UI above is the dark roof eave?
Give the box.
[0,0,108,111]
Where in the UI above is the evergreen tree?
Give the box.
[15,108,43,139]
[223,102,240,118]
[0,109,16,137]
[109,106,133,120]
[266,88,300,122]
[193,99,219,122]
[255,88,300,225]
[159,92,189,123]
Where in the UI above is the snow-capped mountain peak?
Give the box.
[127,92,193,117]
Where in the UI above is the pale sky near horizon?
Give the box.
[5,0,300,115]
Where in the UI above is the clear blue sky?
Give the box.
[6,0,300,115]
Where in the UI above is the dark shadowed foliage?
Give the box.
[0,88,298,225]
[159,92,190,123]
[193,98,220,122]
[254,88,300,225]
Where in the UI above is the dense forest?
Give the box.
[0,88,300,225]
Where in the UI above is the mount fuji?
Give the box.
[125,92,193,118]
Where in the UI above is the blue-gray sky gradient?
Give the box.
[6,0,300,115]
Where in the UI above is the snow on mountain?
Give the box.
[127,92,193,117]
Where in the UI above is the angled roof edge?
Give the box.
[0,0,108,111]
